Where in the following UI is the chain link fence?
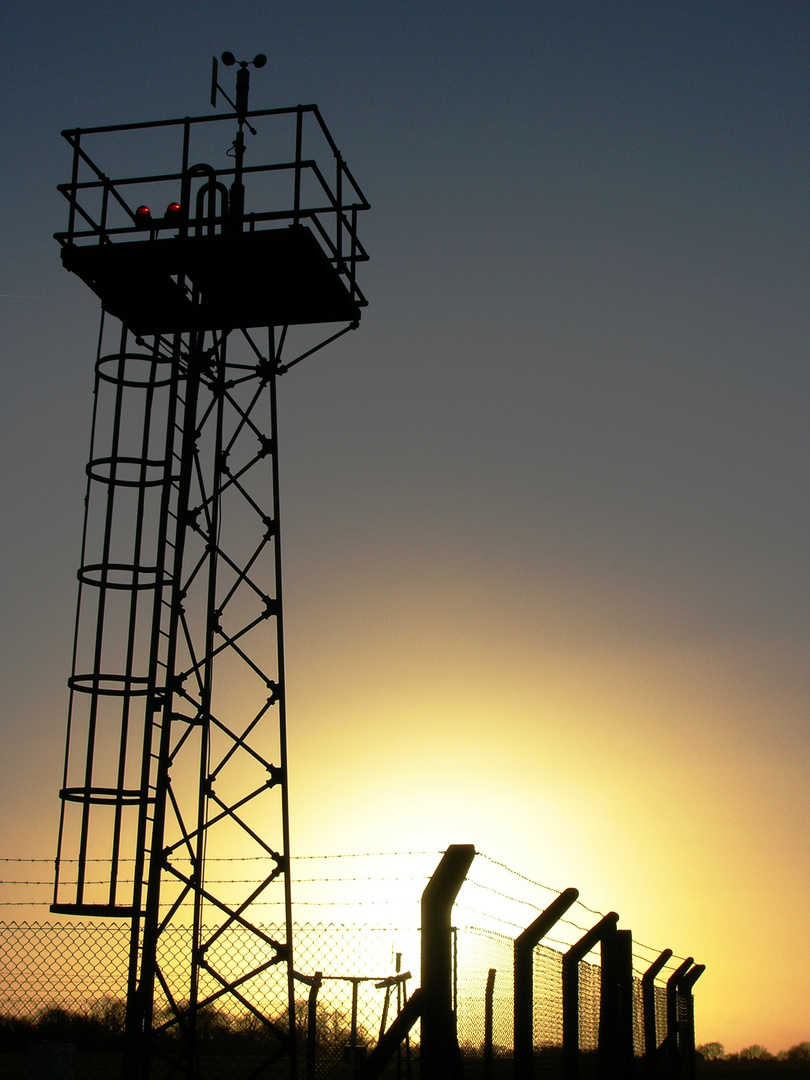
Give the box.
[0,920,676,1079]
[452,928,666,1077]
[0,922,422,1079]
[0,852,694,1078]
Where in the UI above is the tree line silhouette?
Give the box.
[698,1041,810,1064]
[0,997,366,1054]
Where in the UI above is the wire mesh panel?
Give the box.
[654,983,667,1052]
[0,922,130,1080]
[1,846,702,1079]
[533,943,564,1074]
[632,976,644,1060]
[0,922,130,1018]
[454,927,513,1067]
[292,924,419,1079]
[0,924,413,1080]
[0,914,698,1079]
[577,958,601,1079]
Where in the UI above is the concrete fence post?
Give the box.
[513,887,579,1079]
[597,924,633,1078]
[677,964,705,1080]
[642,949,672,1079]
[561,912,619,1080]
[664,958,693,1080]
[420,844,476,1080]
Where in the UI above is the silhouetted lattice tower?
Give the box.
[51,55,368,1078]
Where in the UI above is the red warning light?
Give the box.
[135,205,152,226]
[165,202,182,218]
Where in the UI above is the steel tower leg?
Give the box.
[55,319,297,1079]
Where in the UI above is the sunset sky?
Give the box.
[1,1,808,1055]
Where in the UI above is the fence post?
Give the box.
[396,951,410,1078]
[356,990,423,1080]
[562,913,619,1080]
[348,977,363,1072]
[616,929,635,1079]
[484,967,496,1080]
[513,887,579,1080]
[642,949,672,1079]
[420,844,476,1080]
[663,958,693,1080]
[598,925,634,1079]
[306,971,323,1080]
[676,964,705,1080]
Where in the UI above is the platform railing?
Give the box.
[55,104,370,309]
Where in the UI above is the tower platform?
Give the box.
[62,224,360,334]
[55,102,369,339]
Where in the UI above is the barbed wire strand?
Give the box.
[0,854,687,962]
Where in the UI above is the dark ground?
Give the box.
[696,1063,810,1079]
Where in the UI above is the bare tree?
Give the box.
[696,1042,724,1061]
